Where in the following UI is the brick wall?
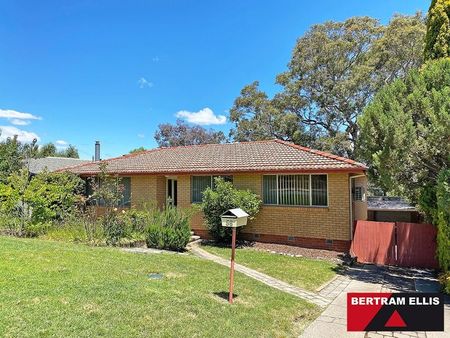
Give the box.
[131,176,158,208]
[130,172,364,251]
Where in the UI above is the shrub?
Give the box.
[23,222,51,237]
[146,205,191,251]
[0,214,22,235]
[201,177,261,242]
[102,211,130,246]
[439,272,450,294]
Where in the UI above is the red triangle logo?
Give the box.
[385,310,407,328]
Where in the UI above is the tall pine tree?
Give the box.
[424,0,450,60]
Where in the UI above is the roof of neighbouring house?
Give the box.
[25,157,91,174]
[62,139,367,176]
[367,196,417,211]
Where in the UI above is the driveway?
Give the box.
[301,264,450,338]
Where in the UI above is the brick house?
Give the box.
[66,140,368,251]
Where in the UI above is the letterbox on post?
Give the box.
[221,208,249,304]
[221,208,249,228]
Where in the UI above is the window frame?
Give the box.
[262,173,329,207]
[190,175,233,204]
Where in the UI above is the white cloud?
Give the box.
[138,77,153,88]
[175,107,226,125]
[0,109,42,122]
[55,140,69,148]
[137,133,145,139]
[0,126,40,143]
[10,119,31,126]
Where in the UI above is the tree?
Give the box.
[154,119,226,147]
[230,14,426,157]
[37,143,80,158]
[0,135,24,183]
[357,58,450,212]
[129,147,146,154]
[424,0,450,60]
[62,145,79,158]
[38,143,57,157]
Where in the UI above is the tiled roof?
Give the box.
[25,157,90,174]
[63,140,367,175]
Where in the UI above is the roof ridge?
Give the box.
[273,139,367,169]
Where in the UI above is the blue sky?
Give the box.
[0,0,429,159]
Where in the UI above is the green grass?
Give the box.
[0,236,320,337]
[201,244,338,291]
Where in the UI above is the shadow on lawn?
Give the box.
[213,291,238,301]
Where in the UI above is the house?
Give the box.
[64,140,368,251]
[25,157,90,175]
[367,196,422,223]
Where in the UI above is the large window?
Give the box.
[263,174,328,206]
[191,175,233,203]
[85,176,131,207]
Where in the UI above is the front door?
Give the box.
[166,178,178,206]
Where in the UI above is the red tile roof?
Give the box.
[64,140,367,175]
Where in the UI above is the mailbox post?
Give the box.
[221,208,249,304]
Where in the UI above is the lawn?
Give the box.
[0,236,320,337]
[201,244,338,291]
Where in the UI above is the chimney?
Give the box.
[94,141,101,161]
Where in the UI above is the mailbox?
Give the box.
[221,208,249,228]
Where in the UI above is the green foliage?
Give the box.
[357,59,450,201]
[425,0,450,60]
[439,272,450,294]
[101,212,129,246]
[23,222,52,237]
[201,177,261,242]
[88,163,125,209]
[435,169,450,272]
[0,169,84,235]
[230,14,425,158]
[37,143,80,158]
[146,205,192,251]
[154,119,226,147]
[0,135,37,183]
[25,171,85,223]
[129,147,146,154]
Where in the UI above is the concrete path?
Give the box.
[301,265,450,338]
[190,245,331,307]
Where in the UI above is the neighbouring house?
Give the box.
[64,140,368,251]
[367,196,422,223]
[25,157,90,175]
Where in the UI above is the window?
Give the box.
[191,175,233,203]
[263,174,328,206]
[85,176,131,207]
[353,186,364,201]
[119,177,131,207]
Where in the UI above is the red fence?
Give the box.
[350,221,438,269]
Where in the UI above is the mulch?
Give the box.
[202,239,346,263]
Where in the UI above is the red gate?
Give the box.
[350,221,438,269]
[396,222,439,268]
